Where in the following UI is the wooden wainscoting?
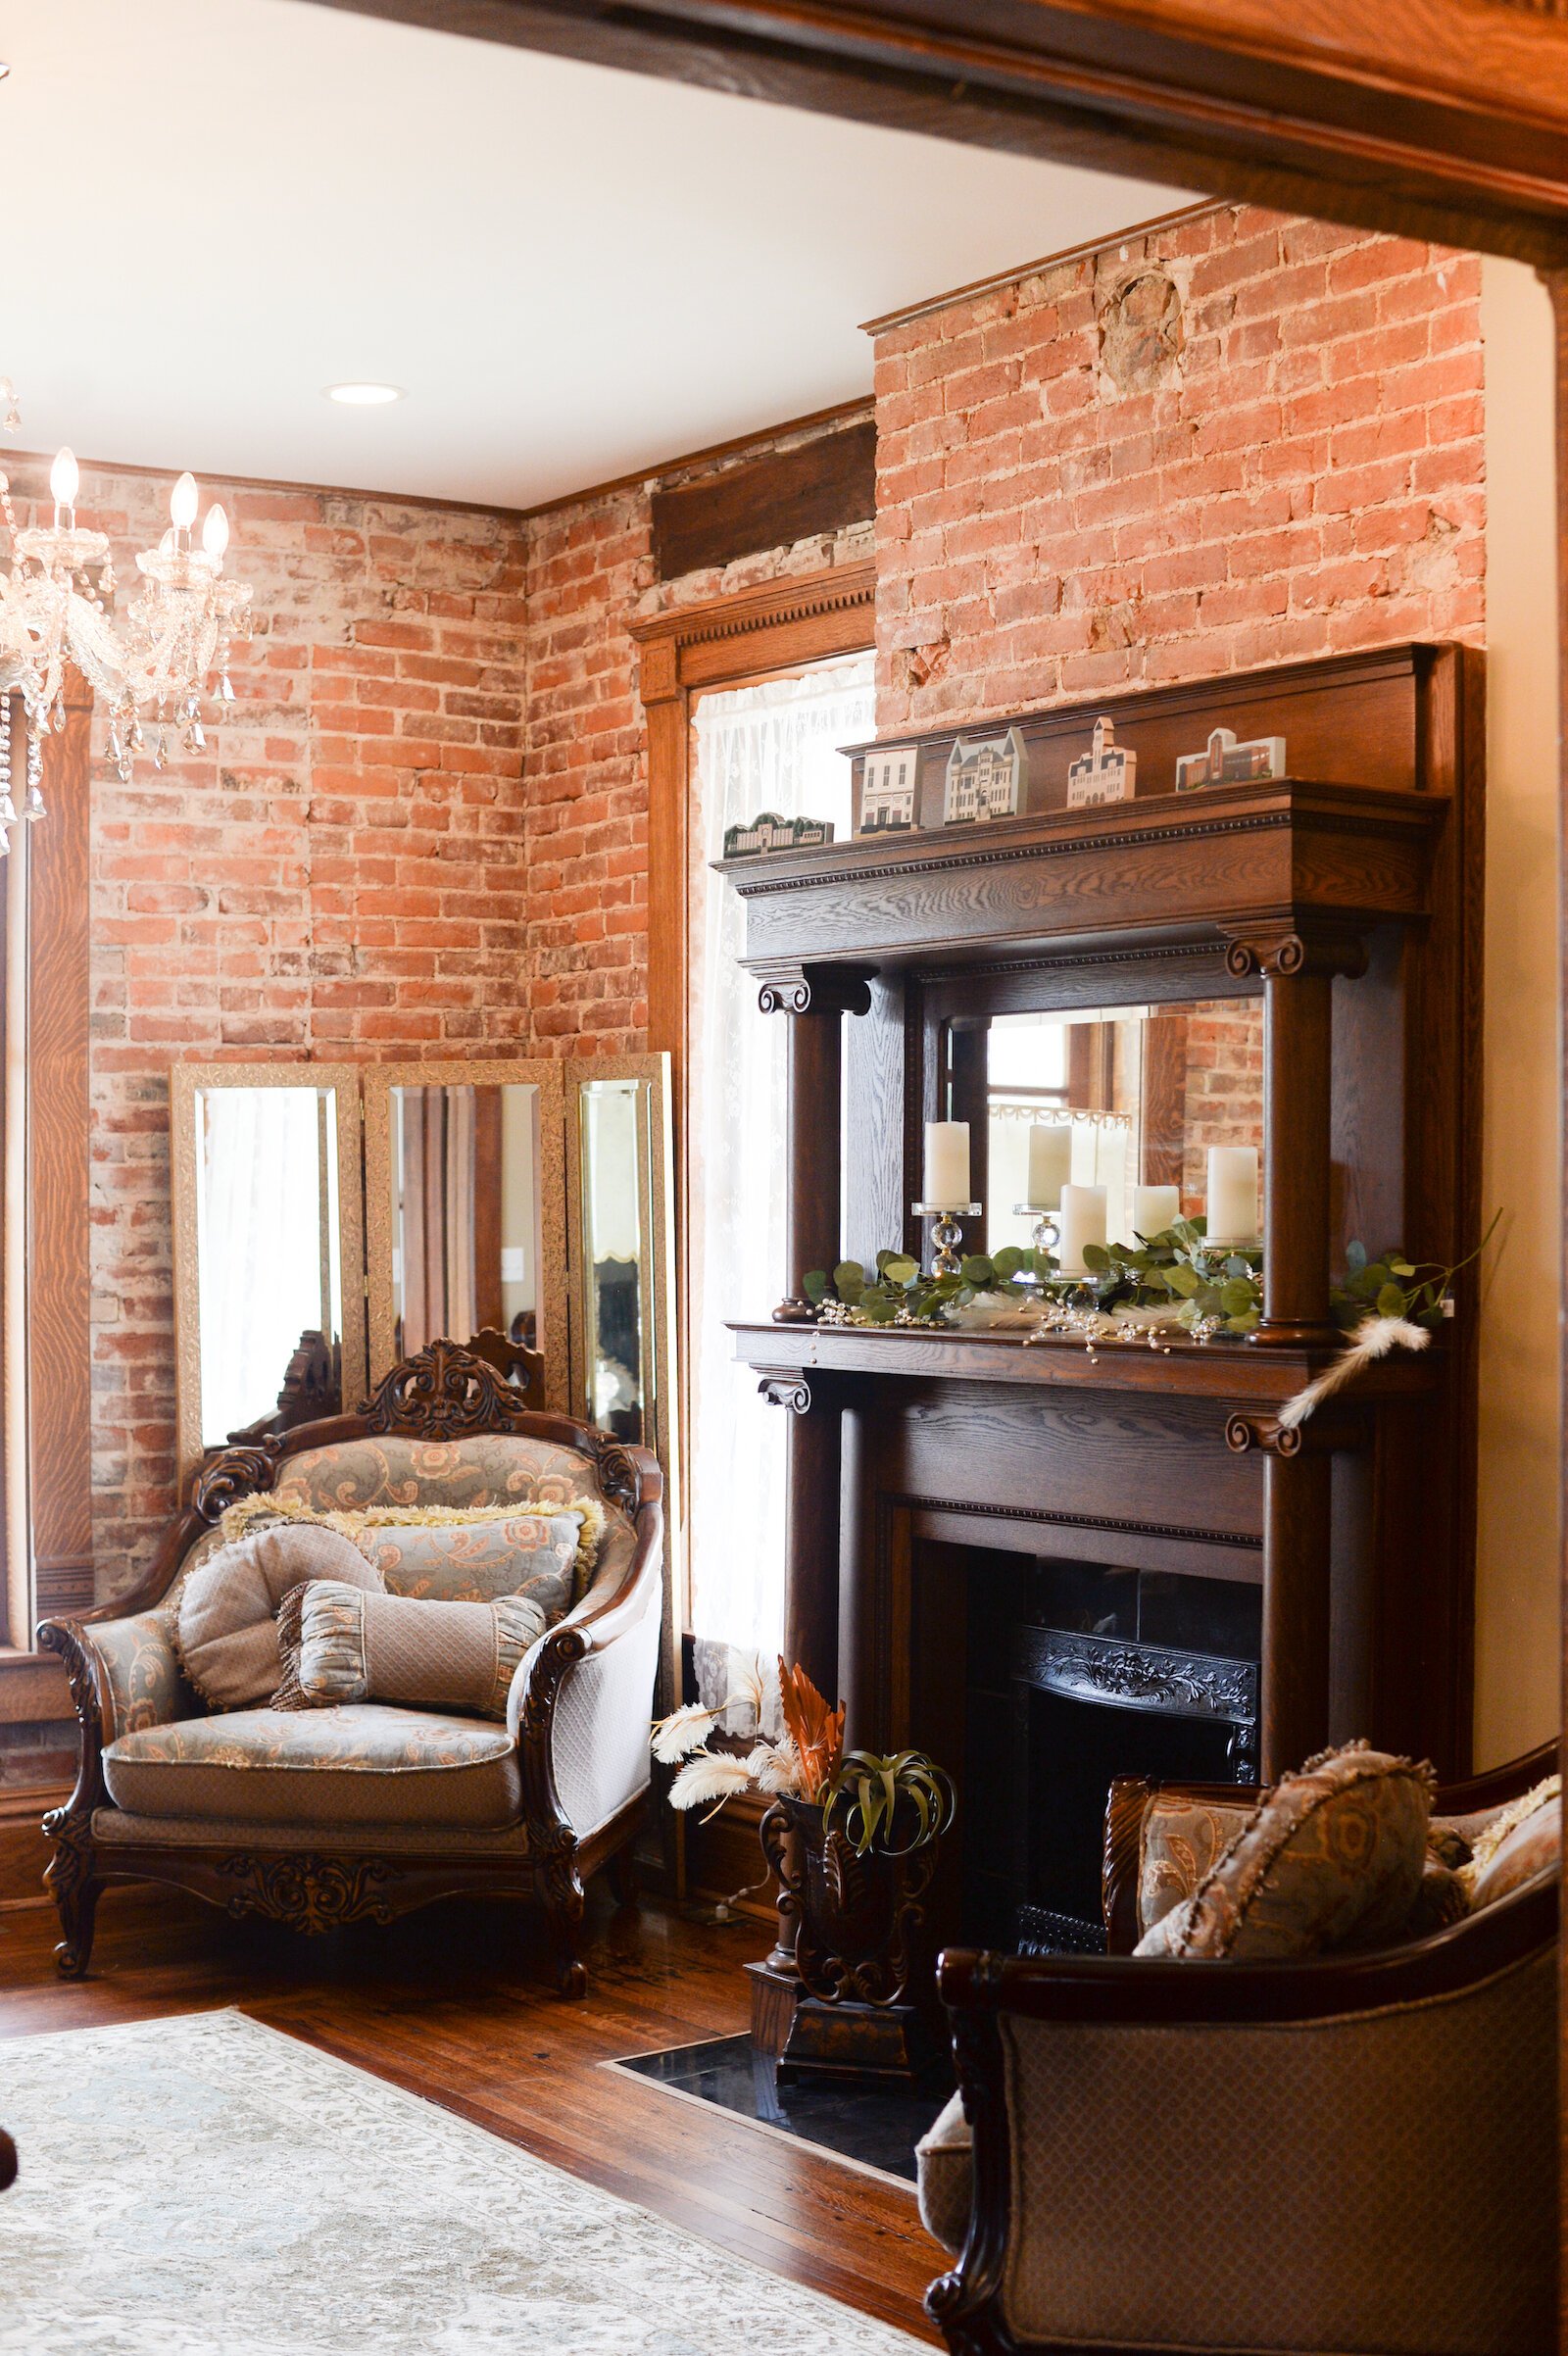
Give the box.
[0,1782,67,1910]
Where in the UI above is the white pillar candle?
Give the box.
[1130,1183,1181,1240]
[1206,1146,1259,1246]
[923,1120,970,1207]
[1056,1183,1106,1276]
[1025,1122,1072,1210]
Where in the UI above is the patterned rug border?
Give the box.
[0,2007,929,2354]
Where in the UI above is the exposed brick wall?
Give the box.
[873,206,1485,730]
[1180,1001,1265,1215]
[0,453,532,1597]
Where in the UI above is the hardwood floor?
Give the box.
[0,1880,945,2343]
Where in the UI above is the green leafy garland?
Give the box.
[807,1217,1489,1343]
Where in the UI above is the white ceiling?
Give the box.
[0,0,1188,509]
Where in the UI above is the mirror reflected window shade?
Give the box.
[388,1082,542,1364]
[172,1064,367,1480]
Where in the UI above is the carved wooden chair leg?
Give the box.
[540,1848,588,1997]
[43,1818,101,1980]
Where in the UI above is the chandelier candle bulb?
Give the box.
[1131,1183,1181,1239]
[1056,1183,1107,1277]
[170,471,198,533]
[923,1120,971,1209]
[201,503,229,563]
[48,447,78,526]
[1206,1146,1260,1247]
[1025,1121,1072,1210]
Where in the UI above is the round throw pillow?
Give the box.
[1467,1789,1560,1911]
[1135,1741,1435,1960]
[175,1522,383,1710]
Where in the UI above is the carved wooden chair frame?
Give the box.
[37,1340,663,1996]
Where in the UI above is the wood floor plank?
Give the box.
[0,1881,944,2342]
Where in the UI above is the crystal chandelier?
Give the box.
[0,383,255,838]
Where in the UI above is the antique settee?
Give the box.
[37,1342,664,1995]
[920,1743,1559,2356]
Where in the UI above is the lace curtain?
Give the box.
[198,1087,335,1446]
[688,656,875,1723]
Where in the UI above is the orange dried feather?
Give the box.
[777,1658,845,1803]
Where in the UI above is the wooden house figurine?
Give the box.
[1066,716,1136,808]
[1176,726,1288,791]
[722,810,834,859]
[944,726,1026,824]
[858,745,919,835]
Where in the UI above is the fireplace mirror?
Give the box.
[171,1063,367,1478]
[973,1001,1266,1258]
[363,1058,568,1404]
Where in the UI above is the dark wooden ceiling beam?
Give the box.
[305,0,1568,264]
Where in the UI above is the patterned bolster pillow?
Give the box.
[272,1579,548,1723]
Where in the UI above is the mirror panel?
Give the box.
[982,1000,1264,1255]
[364,1059,567,1405]
[172,1064,366,1480]
[565,1055,676,1474]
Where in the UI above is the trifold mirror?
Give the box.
[172,1055,676,1504]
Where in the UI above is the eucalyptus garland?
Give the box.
[805,1217,1489,1345]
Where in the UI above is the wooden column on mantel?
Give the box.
[758,961,873,1697]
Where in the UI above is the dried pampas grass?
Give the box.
[1277,1315,1430,1432]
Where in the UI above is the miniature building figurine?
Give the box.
[1066,716,1137,808]
[722,810,834,858]
[944,726,1027,824]
[858,745,919,834]
[1175,726,1288,791]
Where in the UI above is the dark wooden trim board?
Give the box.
[650,417,875,580]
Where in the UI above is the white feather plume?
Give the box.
[746,1736,803,1796]
[1277,1315,1430,1432]
[667,1752,755,1814]
[650,1702,720,1764]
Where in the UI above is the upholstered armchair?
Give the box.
[37,1342,664,1996]
[922,1744,1559,2356]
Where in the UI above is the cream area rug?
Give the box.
[0,2009,926,2355]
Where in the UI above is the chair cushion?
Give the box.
[173,1525,383,1711]
[1139,1793,1250,1934]
[102,1703,522,1828]
[273,1580,545,1721]
[1135,1742,1433,1960]
[916,2090,972,2256]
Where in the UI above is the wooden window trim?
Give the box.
[630,563,876,1608]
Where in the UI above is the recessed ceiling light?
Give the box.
[324,382,403,406]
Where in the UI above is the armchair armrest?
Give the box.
[38,1608,187,1753]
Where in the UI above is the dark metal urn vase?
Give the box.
[759,1792,944,2083]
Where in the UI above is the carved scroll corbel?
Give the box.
[759,1374,813,1415]
[1225,1406,1366,1456]
[1221,925,1368,982]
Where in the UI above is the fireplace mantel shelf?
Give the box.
[728,1317,1442,1408]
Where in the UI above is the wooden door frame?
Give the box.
[629,563,876,1608]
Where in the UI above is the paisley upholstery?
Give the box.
[357,1514,585,1613]
[86,1608,188,1742]
[274,1435,621,1522]
[102,1703,522,1829]
[1136,1743,1433,1960]
[1138,1793,1250,1933]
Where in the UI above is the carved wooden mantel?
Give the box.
[718,644,1482,1786]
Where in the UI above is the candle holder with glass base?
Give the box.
[911,1202,983,1279]
[1014,1204,1061,1263]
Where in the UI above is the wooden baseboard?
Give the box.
[0,1653,71,1723]
[0,1783,66,1909]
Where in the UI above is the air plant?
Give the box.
[821,1748,956,1859]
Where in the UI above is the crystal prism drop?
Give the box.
[24,784,45,821]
